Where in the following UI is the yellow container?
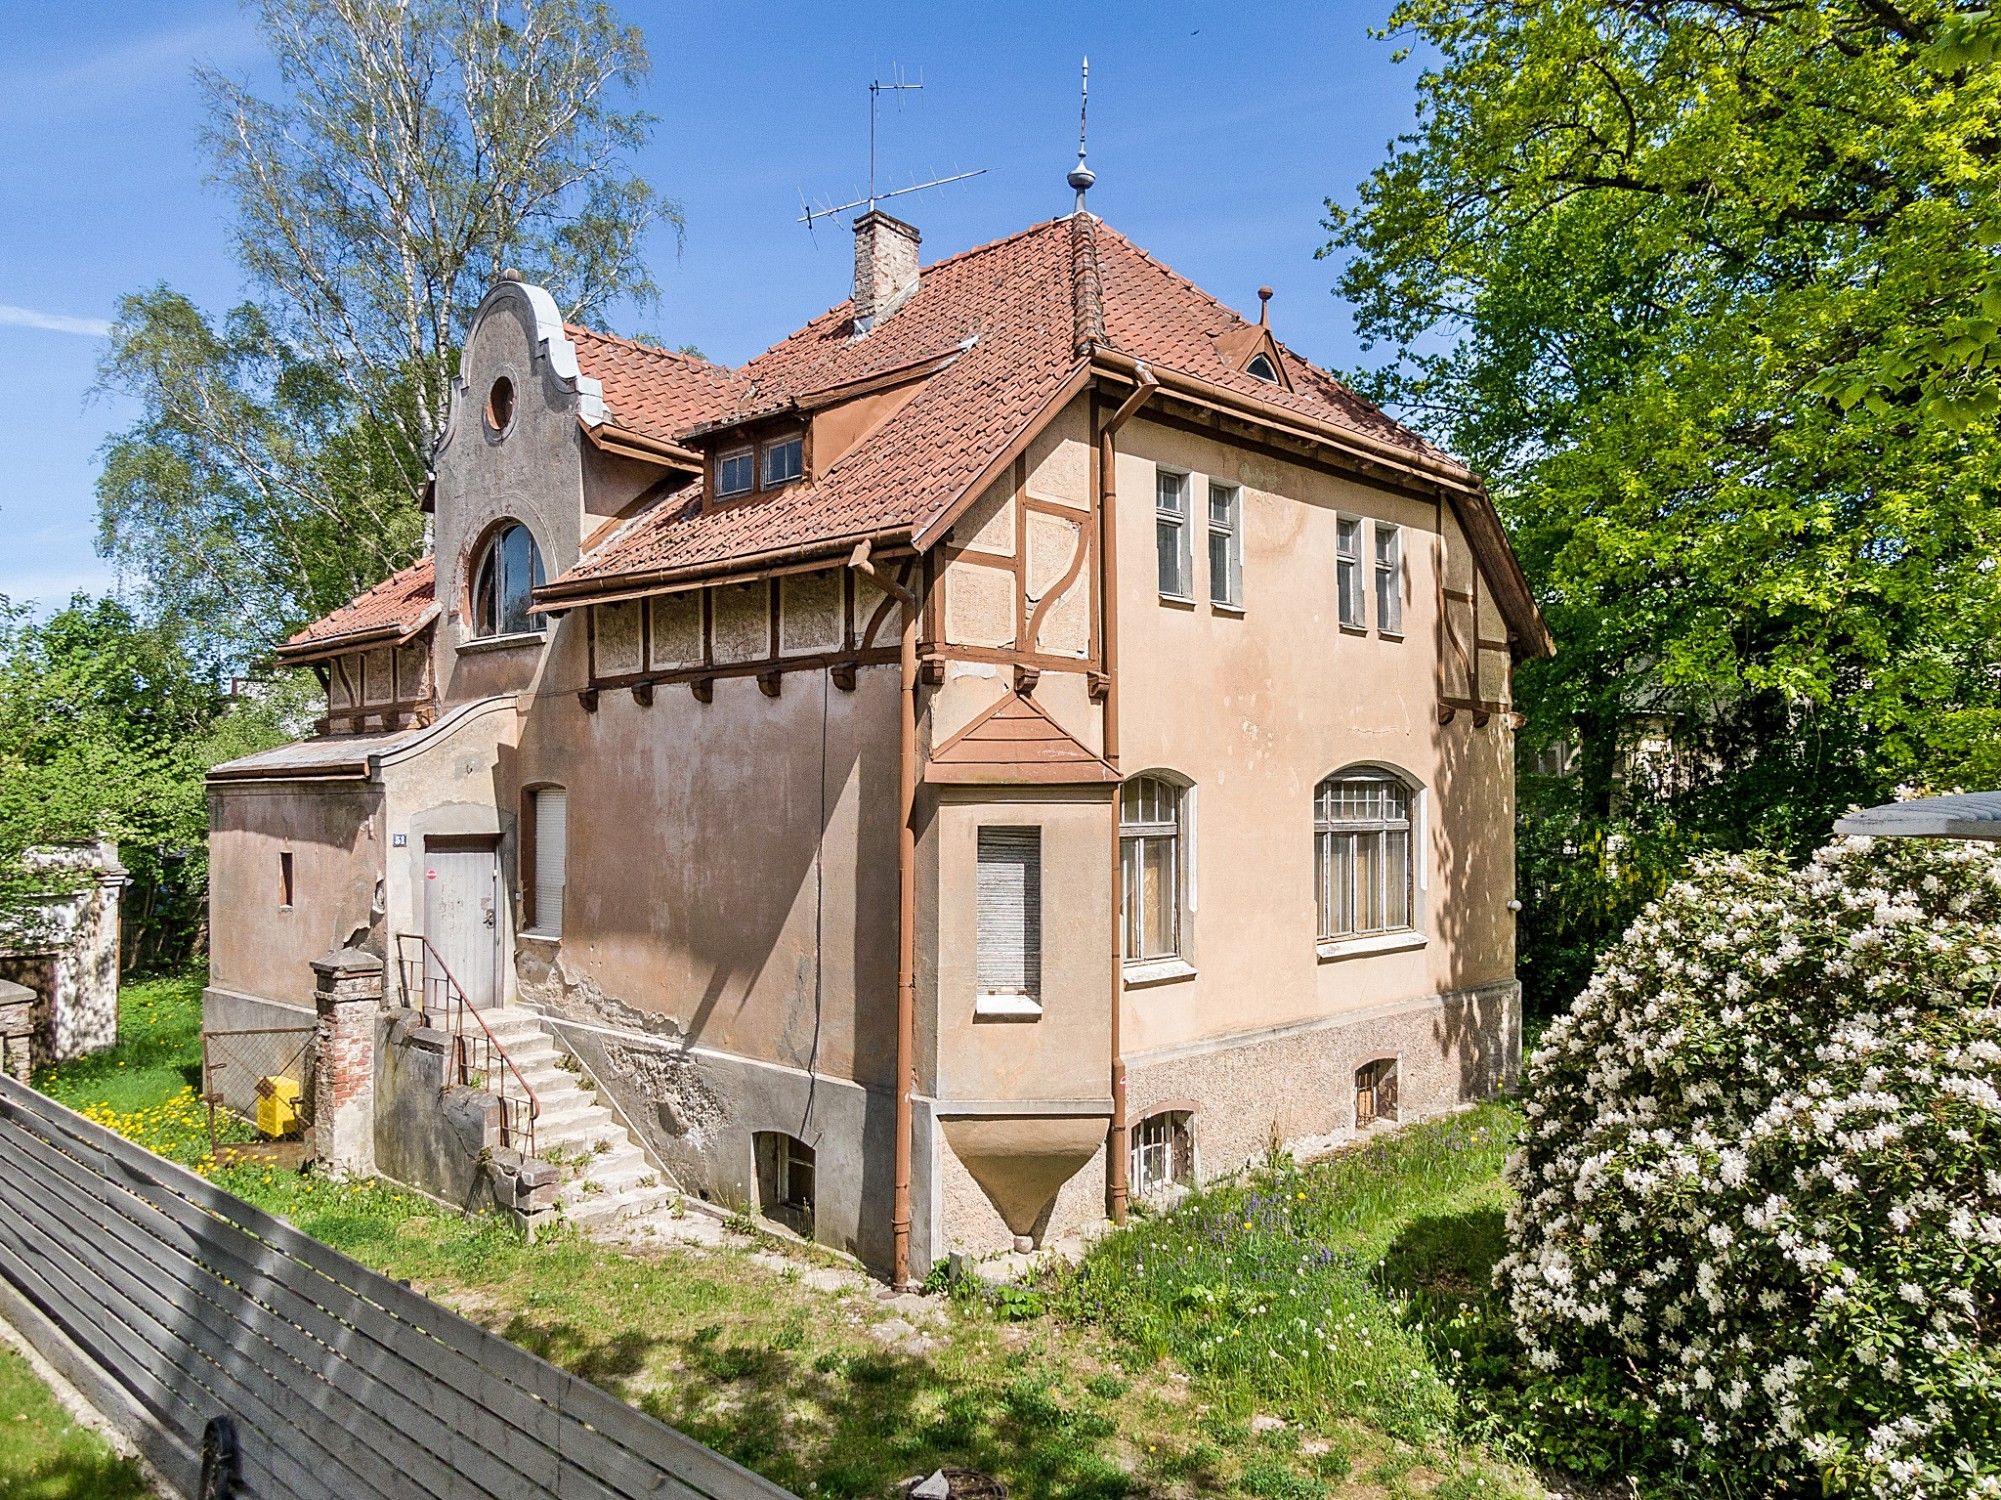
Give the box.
[255,1075,303,1138]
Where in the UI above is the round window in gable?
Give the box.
[485,376,516,435]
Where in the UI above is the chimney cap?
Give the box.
[852,205,922,240]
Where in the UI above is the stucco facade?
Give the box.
[209,207,1547,1278]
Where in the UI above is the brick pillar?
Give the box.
[0,978,34,1084]
[310,948,383,1176]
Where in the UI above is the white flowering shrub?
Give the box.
[1500,836,2001,1497]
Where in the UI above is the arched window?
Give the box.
[1245,352,1279,384]
[1315,770,1414,939]
[1121,774,1188,963]
[471,523,545,638]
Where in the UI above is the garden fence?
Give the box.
[0,1074,795,1499]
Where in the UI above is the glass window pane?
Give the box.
[719,449,753,496]
[1140,836,1176,958]
[1156,470,1187,515]
[1209,530,1232,604]
[1157,518,1184,596]
[1357,830,1383,932]
[762,437,803,486]
[1208,484,1234,529]
[1333,835,1356,935]
[1386,829,1411,929]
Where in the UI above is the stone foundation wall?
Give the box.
[1126,979,1521,1186]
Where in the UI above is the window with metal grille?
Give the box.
[976,827,1042,1003]
[1315,772,1414,939]
[1374,522,1404,635]
[1156,469,1192,599]
[1336,516,1365,628]
[1130,1110,1194,1196]
[1356,1058,1399,1128]
[1121,775,1186,962]
[1208,482,1242,608]
[528,787,567,937]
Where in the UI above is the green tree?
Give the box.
[0,598,304,969]
[97,0,675,660]
[1326,0,2001,1007]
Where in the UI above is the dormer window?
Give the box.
[718,448,754,498]
[762,436,804,487]
[1246,352,1280,384]
[711,431,806,505]
[471,522,545,639]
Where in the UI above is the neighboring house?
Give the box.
[204,182,1550,1282]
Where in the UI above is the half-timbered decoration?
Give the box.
[206,178,1549,1283]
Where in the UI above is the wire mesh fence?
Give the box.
[200,1025,315,1164]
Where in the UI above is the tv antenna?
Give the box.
[797,69,986,229]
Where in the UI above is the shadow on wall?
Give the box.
[1427,691,1523,1104]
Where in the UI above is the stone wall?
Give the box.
[0,841,126,1068]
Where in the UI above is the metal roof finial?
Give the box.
[1067,57,1095,212]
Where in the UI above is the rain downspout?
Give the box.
[850,540,923,1288]
[1098,363,1157,1224]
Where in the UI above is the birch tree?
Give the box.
[97,0,674,660]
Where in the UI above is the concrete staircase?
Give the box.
[478,1008,678,1230]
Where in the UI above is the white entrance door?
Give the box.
[422,841,500,1008]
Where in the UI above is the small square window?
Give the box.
[717,449,754,497]
[762,436,804,487]
[1356,1058,1399,1128]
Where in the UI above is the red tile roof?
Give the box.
[565,326,741,445]
[547,215,1472,598]
[278,556,436,660]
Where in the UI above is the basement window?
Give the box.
[1130,1109,1193,1197]
[1356,1058,1399,1129]
[754,1131,815,1237]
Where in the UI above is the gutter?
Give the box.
[848,539,923,1289]
[1097,362,1158,1225]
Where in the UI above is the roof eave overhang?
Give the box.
[532,527,916,613]
[580,419,703,471]
[273,604,439,666]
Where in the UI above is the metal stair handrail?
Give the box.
[393,933,539,1160]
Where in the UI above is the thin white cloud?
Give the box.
[0,304,113,338]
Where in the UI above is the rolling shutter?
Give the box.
[532,789,567,936]
[976,828,1041,997]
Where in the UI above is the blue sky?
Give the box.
[0,1,1426,611]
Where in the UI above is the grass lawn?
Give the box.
[0,1340,152,1499]
[31,968,1547,1500]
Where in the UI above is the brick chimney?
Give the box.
[852,208,920,334]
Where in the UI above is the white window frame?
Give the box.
[1315,771,1418,945]
[974,826,1043,1018]
[1374,521,1404,636]
[1121,774,1193,975]
[761,435,804,487]
[1130,1109,1194,1197]
[1245,352,1279,384]
[717,447,754,498]
[1336,515,1366,630]
[1155,468,1193,602]
[1207,482,1243,610]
